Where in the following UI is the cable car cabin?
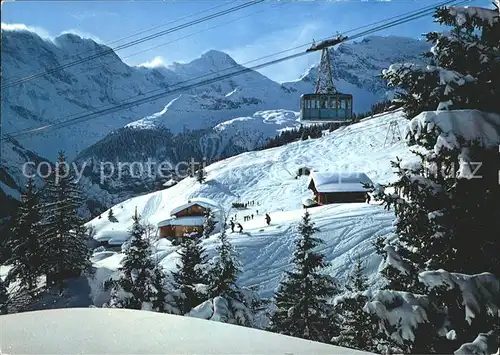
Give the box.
[300,93,353,123]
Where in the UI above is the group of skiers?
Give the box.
[229,213,271,233]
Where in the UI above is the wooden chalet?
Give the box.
[157,197,220,243]
[308,171,372,204]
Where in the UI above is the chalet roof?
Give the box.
[308,171,372,193]
[157,216,205,228]
[170,197,221,216]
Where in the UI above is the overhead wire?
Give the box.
[1,0,266,89]
[5,1,233,82]
[2,0,471,140]
[47,1,290,83]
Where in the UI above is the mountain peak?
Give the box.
[168,49,239,76]
[200,49,237,64]
[53,32,102,51]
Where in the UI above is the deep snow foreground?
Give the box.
[0,308,373,354]
[87,110,416,300]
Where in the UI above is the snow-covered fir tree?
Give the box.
[105,208,173,311]
[207,225,241,299]
[0,278,8,314]
[172,233,209,314]
[383,3,500,118]
[368,4,500,353]
[200,223,266,328]
[108,208,114,221]
[196,166,207,184]
[268,210,339,343]
[38,151,92,289]
[6,177,43,295]
[332,256,381,353]
[202,208,217,239]
[345,254,368,292]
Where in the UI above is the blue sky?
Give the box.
[1,0,493,82]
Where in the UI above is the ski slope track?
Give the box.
[88,111,417,300]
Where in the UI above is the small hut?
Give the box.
[157,197,221,244]
[308,171,372,204]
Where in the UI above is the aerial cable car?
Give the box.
[300,35,353,123]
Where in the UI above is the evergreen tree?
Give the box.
[196,166,207,184]
[268,211,339,343]
[207,226,241,299]
[383,4,500,118]
[38,151,92,289]
[345,254,368,292]
[332,256,380,353]
[6,177,42,295]
[106,209,160,310]
[370,4,500,352]
[202,208,217,239]
[201,225,268,328]
[172,233,209,314]
[108,208,114,221]
[150,265,178,313]
[0,278,7,314]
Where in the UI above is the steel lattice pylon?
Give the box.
[383,120,402,147]
[315,48,337,94]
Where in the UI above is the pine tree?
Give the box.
[6,177,42,295]
[106,209,159,310]
[38,151,92,289]
[172,234,209,314]
[196,166,207,184]
[150,265,178,313]
[332,256,380,353]
[108,208,114,221]
[207,226,241,299]
[202,208,217,239]
[345,254,368,292]
[383,4,500,118]
[370,4,500,352]
[268,211,339,343]
[0,278,8,314]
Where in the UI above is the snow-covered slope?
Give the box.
[0,308,373,354]
[86,111,417,299]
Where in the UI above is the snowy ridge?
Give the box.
[87,111,417,299]
[0,308,374,354]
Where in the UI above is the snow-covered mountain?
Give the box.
[85,111,417,301]
[2,27,428,160]
[1,26,428,218]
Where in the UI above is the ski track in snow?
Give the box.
[89,110,416,299]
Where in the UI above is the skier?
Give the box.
[237,223,243,233]
[230,220,235,233]
[366,193,371,204]
[251,214,254,220]
[265,213,271,226]
[256,209,259,215]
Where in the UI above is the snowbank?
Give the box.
[0,308,374,354]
